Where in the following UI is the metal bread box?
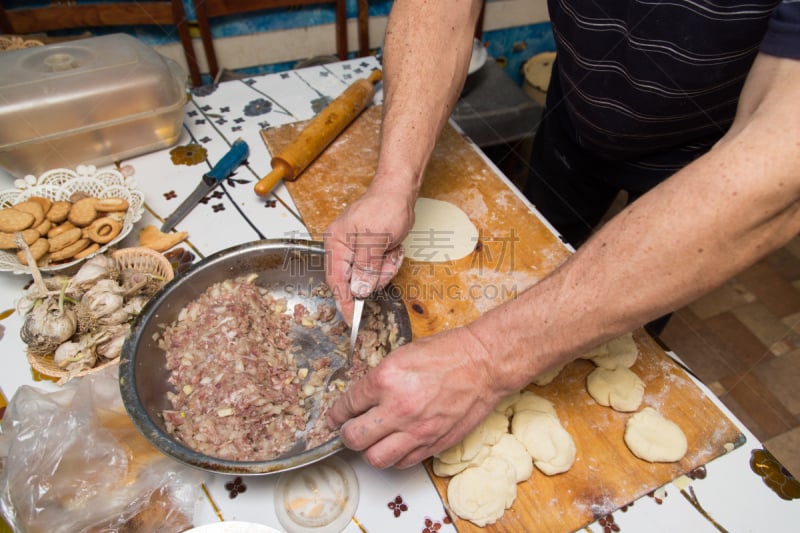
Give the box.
[0,33,188,178]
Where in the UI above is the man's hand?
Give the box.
[319,0,479,323]
[326,326,508,469]
[324,187,414,323]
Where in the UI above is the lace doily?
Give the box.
[0,36,44,52]
[0,165,144,274]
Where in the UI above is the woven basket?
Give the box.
[27,248,175,382]
[26,351,115,382]
[112,247,175,284]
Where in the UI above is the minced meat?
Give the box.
[158,274,402,461]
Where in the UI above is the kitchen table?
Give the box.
[1,56,798,533]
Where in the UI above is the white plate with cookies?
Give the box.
[0,165,144,274]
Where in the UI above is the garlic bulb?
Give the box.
[21,298,78,355]
[123,295,149,316]
[53,334,96,370]
[121,271,148,296]
[44,275,70,292]
[98,307,130,326]
[19,250,172,383]
[81,279,125,319]
[53,341,80,367]
[95,323,130,360]
[16,293,39,316]
[68,254,118,293]
[16,276,68,315]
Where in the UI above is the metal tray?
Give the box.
[119,239,411,475]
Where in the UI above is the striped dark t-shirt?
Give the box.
[546,0,799,181]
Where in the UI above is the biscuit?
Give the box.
[69,191,90,203]
[48,238,90,262]
[46,201,72,223]
[48,227,82,252]
[86,217,122,244]
[105,211,127,222]
[95,197,129,212]
[0,208,35,233]
[27,196,52,213]
[0,229,40,249]
[67,197,97,227]
[73,242,100,259]
[13,201,45,227]
[16,238,49,265]
[48,221,76,239]
[33,219,52,236]
[0,232,15,250]
[138,224,188,252]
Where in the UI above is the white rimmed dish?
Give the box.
[0,165,144,274]
[468,38,488,75]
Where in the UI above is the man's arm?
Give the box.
[470,52,800,390]
[324,0,482,320]
[329,53,800,469]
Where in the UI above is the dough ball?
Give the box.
[512,391,558,417]
[433,446,492,477]
[489,433,533,483]
[580,343,608,360]
[433,445,490,477]
[533,363,566,386]
[591,333,638,369]
[447,456,517,527]
[401,197,479,262]
[624,407,688,463]
[586,366,645,412]
[494,391,521,416]
[463,411,508,459]
[436,411,509,464]
[511,410,576,475]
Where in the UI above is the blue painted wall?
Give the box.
[2,1,555,87]
[484,21,554,86]
[1,0,390,45]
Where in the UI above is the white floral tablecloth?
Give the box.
[1,55,798,532]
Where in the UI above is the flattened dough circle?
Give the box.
[402,197,479,262]
[591,333,639,369]
[511,410,576,475]
[624,407,688,463]
[447,456,517,527]
[586,366,645,412]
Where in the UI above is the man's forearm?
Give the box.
[372,0,483,197]
[468,54,800,391]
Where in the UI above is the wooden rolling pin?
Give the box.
[254,69,382,197]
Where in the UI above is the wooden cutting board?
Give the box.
[428,330,745,532]
[261,106,745,532]
[263,105,572,337]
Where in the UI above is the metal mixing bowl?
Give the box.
[119,239,412,475]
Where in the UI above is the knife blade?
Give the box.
[160,139,250,232]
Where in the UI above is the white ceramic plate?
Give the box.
[0,165,144,274]
[468,38,488,75]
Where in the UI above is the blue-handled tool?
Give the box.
[160,139,249,232]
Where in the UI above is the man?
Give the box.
[322,0,800,470]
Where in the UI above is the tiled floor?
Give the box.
[484,138,800,480]
[659,240,800,480]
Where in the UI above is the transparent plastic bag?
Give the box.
[0,367,203,533]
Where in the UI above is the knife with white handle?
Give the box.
[160,139,249,232]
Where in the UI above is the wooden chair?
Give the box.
[192,0,371,84]
[0,0,200,86]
